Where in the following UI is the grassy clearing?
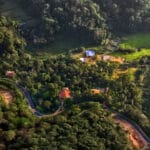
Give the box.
[113,33,150,61]
[113,49,150,61]
[119,33,150,50]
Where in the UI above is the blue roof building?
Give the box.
[85,50,95,57]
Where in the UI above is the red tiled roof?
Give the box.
[59,87,71,99]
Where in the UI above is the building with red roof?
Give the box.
[59,87,71,99]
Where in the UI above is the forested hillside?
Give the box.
[0,0,150,149]
[16,0,150,44]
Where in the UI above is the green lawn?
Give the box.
[119,33,150,50]
[113,49,150,61]
[113,33,150,61]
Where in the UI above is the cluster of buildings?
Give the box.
[79,50,125,64]
[58,87,109,101]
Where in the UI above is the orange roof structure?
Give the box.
[91,89,102,95]
[59,87,71,99]
[5,71,16,77]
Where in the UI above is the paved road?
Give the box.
[17,83,150,145]
[17,84,63,117]
[103,103,150,145]
[115,113,150,144]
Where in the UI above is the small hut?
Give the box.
[59,87,71,100]
[91,89,102,95]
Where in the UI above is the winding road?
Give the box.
[17,84,64,117]
[17,83,150,148]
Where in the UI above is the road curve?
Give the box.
[103,103,150,146]
[115,113,150,144]
[17,83,150,146]
[17,84,63,117]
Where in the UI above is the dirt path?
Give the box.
[114,115,150,149]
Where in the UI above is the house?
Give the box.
[91,88,108,95]
[90,88,105,95]
[59,87,71,99]
[102,55,112,61]
[102,55,125,64]
[5,71,16,77]
[91,89,102,95]
[85,50,95,57]
[79,58,87,63]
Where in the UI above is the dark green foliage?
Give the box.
[94,0,150,32]
[0,17,26,56]
[16,0,150,46]
[0,9,149,150]
[17,0,108,44]
[1,102,132,149]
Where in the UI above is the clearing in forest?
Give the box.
[112,33,150,61]
[114,118,148,149]
[119,33,150,49]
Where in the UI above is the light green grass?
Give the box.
[113,33,150,61]
[119,33,150,50]
[113,49,150,61]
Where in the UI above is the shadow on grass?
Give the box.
[27,31,99,55]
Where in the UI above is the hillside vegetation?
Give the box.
[1,0,150,53]
[0,1,150,150]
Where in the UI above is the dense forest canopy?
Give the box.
[95,0,150,32]
[16,0,150,44]
[0,17,25,56]
[18,0,108,43]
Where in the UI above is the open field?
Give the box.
[112,33,150,61]
[119,33,150,50]
[113,49,150,61]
